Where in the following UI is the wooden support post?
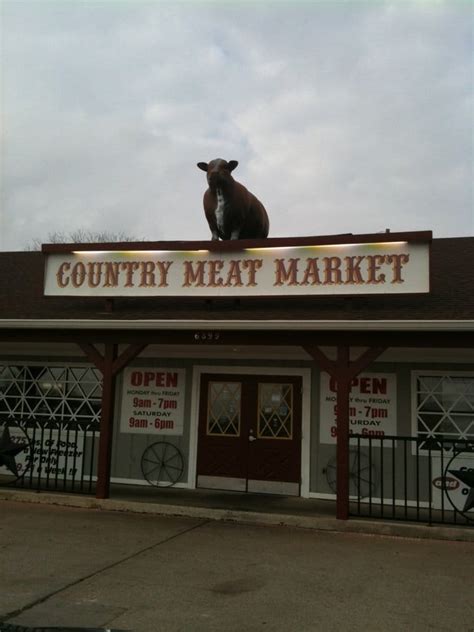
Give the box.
[335,346,350,520]
[77,340,148,499]
[303,342,387,520]
[96,343,117,499]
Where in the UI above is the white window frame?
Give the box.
[411,370,474,453]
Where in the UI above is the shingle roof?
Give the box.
[1,236,473,322]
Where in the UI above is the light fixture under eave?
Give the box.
[71,249,210,256]
[308,241,409,249]
[245,241,409,253]
[72,251,110,255]
[245,246,298,252]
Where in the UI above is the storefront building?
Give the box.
[1,231,473,526]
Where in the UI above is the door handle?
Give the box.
[249,435,257,442]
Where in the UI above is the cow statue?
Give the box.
[197,158,269,241]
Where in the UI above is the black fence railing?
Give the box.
[0,418,99,494]
[348,434,474,526]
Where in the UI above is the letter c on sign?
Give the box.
[56,262,71,288]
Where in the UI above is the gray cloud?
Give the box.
[1,1,472,250]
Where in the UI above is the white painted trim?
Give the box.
[309,492,336,500]
[189,365,312,498]
[309,491,435,509]
[411,369,474,450]
[1,319,473,331]
[110,477,189,489]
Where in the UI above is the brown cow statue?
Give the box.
[197,158,269,241]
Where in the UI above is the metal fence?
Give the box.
[0,364,102,494]
[348,433,474,526]
[0,417,100,494]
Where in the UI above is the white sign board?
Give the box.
[44,241,430,297]
[120,367,186,435]
[320,372,397,444]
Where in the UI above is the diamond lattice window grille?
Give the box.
[207,382,241,436]
[416,374,474,449]
[258,384,293,439]
[0,363,102,430]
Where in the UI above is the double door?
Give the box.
[197,374,302,495]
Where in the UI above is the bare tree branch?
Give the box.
[25,230,145,250]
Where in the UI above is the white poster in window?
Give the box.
[120,368,186,435]
[320,372,397,444]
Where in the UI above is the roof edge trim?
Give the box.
[0,319,473,331]
[41,230,433,253]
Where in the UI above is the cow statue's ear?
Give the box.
[197,162,208,172]
[228,160,238,172]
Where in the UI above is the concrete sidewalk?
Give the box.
[1,500,473,632]
[0,486,473,543]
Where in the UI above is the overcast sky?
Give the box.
[1,0,472,251]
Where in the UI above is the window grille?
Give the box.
[0,364,102,430]
[258,383,293,439]
[207,381,241,436]
[414,372,474,451]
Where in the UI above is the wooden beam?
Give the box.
[346,346,386,381]
[78,343,104,373]
[3,328,474,349]
[112,343,147,377]
[302,344,337,376]
[303,344,386,380]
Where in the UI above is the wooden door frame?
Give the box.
[189,365,312,497]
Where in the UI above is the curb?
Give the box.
[1,488,473,543]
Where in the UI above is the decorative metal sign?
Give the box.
[43,240,430,297]
[0,421,31,480]
[432,449,474,522]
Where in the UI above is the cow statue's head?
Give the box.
[197,158,239,189]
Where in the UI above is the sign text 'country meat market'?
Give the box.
[43,238,430,297]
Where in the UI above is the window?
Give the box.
[258,383,293,439]
[413,372,474,451]
[207,381,241,436]
[0,364,102,430]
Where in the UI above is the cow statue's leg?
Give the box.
[230,228,241,240]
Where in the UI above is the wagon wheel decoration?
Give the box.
[0,419,33,486]
[324,449,377,498]
[141,442,184,487]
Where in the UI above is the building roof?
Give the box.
[1,235,474,327]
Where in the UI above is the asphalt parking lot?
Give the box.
[0,501,473,632]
